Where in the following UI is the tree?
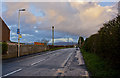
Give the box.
[41,38,49,45]
[2,42,8,54]
[78,36,84,48]
[82,15,120,70]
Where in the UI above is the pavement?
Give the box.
[2,48,89,77]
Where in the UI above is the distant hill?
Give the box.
[48,42,77,46]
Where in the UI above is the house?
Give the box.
[0,17,10,42]
[118,1,120,15]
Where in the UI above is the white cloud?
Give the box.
[11,36,17,39]
[11,32,17,35]
[38,2,118,37]
[2,2,118,38]
[2,0,120,2]
[22,34,33,36]
[35,30,38,33]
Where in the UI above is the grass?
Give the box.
[81,49,119,78]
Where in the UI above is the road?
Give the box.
[2,48,89,77]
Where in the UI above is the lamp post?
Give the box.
[17,9,25,57]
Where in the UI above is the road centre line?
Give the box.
[30,51,64,66]
[1,52,60,77]
[16,51,56,63]
[31,59,45,66]
[1,68,22,77]
[30,49,65,59]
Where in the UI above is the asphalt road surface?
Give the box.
[2,48,89,77]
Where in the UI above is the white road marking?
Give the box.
[61,52,73,67]
[31,59,45,66]
[1,51,60,77]
[31,51,63,66]
[16,51,57,63]
[81,71,89,78]
[85,71,89,76]
[1,68,22,77]
[28,51,56,59]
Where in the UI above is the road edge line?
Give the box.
[61,52,73,67]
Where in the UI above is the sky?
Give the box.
[1,0,119,43]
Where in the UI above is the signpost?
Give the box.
[17,29,20,34]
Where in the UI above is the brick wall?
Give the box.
[0,18,10,42]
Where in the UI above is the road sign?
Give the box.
[19,34,22,38]
[17,29,20,34]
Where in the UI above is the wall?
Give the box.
[2,45,48,59]
[0,17,10,42]
[0,18,2,42]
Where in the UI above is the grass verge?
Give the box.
[81,49,119,78]
[46,47,69,51]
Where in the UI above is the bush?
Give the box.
[0,42,2,54]
[82,15,120,70]
[2,42,8,54]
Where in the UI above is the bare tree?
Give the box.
[41,38,49,45]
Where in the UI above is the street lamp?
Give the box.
[17,8,25,57]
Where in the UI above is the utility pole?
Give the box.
[52,26,54,45]
[68,37,69,45]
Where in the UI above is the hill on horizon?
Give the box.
[48,42,77,46]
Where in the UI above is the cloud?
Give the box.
[11,36,17,39]
[2,2,118,43]
[34,2,117,37]
[24,12,37,24]
[2,0,120,2]
[11,32,17,35]
[22,34,33,36]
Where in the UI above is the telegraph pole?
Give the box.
[52,26,54,45]
[68,37,69,45]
